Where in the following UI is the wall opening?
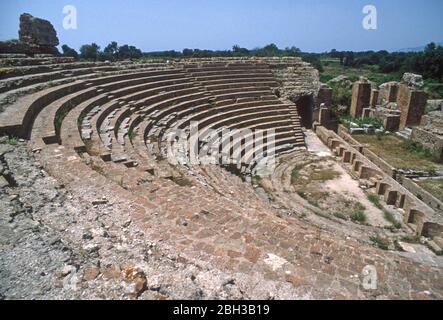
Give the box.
[292,94,314,129]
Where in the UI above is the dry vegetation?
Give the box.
[417,178,443,200]
[290,161,371,222]
[353,133,442,171]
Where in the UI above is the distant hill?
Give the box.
[396,42,443,52]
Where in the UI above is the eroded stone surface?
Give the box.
[1,138,442,300]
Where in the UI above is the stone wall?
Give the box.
[397,83,427,129]
[270,58,320,128]
[338,125,396,177]
[402,177,443,213]
[350,80,371,118]
[315,125,443,250]
[370,89,379,108]
[378,82,399,105]
[411,127,443,161]
[317,85,332,108]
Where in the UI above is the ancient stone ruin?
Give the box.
[1,15,443,300]
[0,13,59,55]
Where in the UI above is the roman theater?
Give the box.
[1,13,442,300]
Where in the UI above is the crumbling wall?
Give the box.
[350,80,371,118]
[411,127,443,161]
[271,59,320,128]
[402,177,443,213]
[397,84,427,129]
[0,13,59,55]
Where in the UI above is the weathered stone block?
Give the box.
[350,81,371,118]
[317,85,332,108]
[19,13,59,47]
[384,115,400,132]
[370,89,379,108]
[378,82,399,105]
[318,107,330,126]
[397,84,427,129]
[362,108,372,118]
[411,127,443,161]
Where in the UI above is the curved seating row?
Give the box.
[0,59,306,178]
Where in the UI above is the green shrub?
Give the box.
[367,194,383,210]
[331,84,352,107]
[401,234,421,244]
[311,169,341,181]
[3,137,19,146]
[350,210,367,223]
[370,235,389,250]
[402,140,442,163]
[383,210,402,229]
[290,168,299,185]
[297,190,307,199]
[128,131,137,142]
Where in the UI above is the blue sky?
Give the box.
[0,0,442,53]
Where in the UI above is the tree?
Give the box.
[103,41,119,60]
[61,44,78,59]
[79,43,100,60]
[182,48,194,57]
[232,45,249,56]
[263,43,280,56]
[117,44,142,60]
[343,51,354,67]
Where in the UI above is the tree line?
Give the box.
[61,42,324,72]
[61,41,143,61]
[61,41,443,80]
[326,43,443,80]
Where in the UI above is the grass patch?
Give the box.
[91,163,105,175]
[128,131,137,142]
[320,62,401,87]
[402,140,441,163]
[252,175,262,185]
[333,212,348,220]
[311,169,341,181]
[350,211,366,223]
[290,169,299,185]
[417,178,443,201]
[401,234,422,244]
[137,178,152,185]
[350,209,367,224]
[297,190,307,199]
[3,136,19,146]
[383,210,402,229]
[169,176,193,187]
[370,235,389,250]
[350,203,367,224]
[329,83,352,107]
[353,133,442,171]
[367,194,383,210]
[424,82,443,100]
[354,202,366,212]
[0,67,14,76]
